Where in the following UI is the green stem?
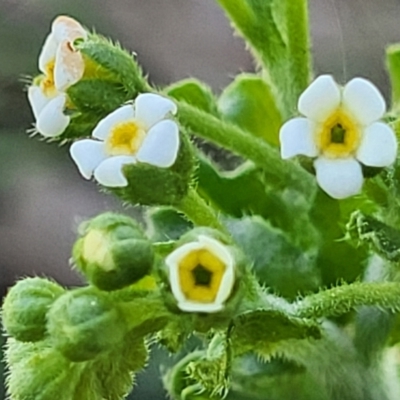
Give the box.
[177,101,315,196]
[285,0,312,104]
[295,282,400,319]
[386,44,400,111]
[177,187,228,234]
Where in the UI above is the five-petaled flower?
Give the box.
[279,75,398,199]
[165,235,235,313]
[28,15,87,137]
[70,93,179,187]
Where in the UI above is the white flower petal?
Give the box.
[92,105,135,140]
[54,40,85,91]
[298,75,341,122]
[136,120,179,167]
[93,155,136,187]
[27,86,50,120]
[177,301,224,313]
[279,117,318,159]
[135,93,177,129]
[35,94,70,137]
[314,157,363,199]
[52,15,87,43]
[38,33,57,73]
[342,78,386,125]
[70,139,107,179]
[356,122,398,167]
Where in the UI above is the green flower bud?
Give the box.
[47,288,127,361]
[2,277,65,342]
[73,212,154,291]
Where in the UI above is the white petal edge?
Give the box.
[166,241,205,305]
[177,301,224,313]
[52,15,87,43]
[54,40,85,91]
[136,120,180,167]
[92,104,135,140]
[35,94,70,137]
[93,155,136,187]
[314,157,363,199]
[27,86,50,120]
[70,139,107,179]
[135,93,177,130]
[298,75,341,122]
[38,33,57,73]
[198,235,235,305]
[342,77,386,125]
[279,117,318,159]
[356,122,398,167]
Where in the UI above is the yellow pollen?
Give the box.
[40,59,57,97]
[106,121,146,156]
[178,249,226,303]
[316,109,361,158]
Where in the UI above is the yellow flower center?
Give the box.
[178,249,226,303]
[316,109,361,158]
[40,59,58,97]
[105,121,146,156]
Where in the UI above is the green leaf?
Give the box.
[215,0,311,117]
[218,74,282,146]
[231,309,321,356]
[165,79,218,115]
[227,216,320,299]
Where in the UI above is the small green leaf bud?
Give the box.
[47,288,128,361]
[73,212,154,290]
[2,277,65,342]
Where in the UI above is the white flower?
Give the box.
[279,75,398,199]
[70,93,179,187]
[27,15,87,137]
[165,235,235,313]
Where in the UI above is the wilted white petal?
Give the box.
[54,40,85,91]
[279,117,318,159]
[38,34,57,73]
[94,155,136,187]
[356,122,397,167]
[92,105,135,140]
[298,75,341,122]
[52,15,87,43]
[70,139,107,179]
[136,120,179,167]
[314,157,363,199]
[36,94,70,137]
[27,86,50,120]
[135,93,177,129]
[342,78,386,125]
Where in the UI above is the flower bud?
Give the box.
[47,288,127,361]
[2,277,64,342]
[73,212,154,291]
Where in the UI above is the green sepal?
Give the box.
[73,212,154,291]
[67,79,131,114]
[227,216,320,299]
[2,277,65,342]
[76,34,149,97]
[165,78,219,115]
[231,308,321,357]
[47,287,128,361]
[146,207,193,243]
[111,131,195,206]
[218,74,282,146]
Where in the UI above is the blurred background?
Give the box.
[1,0,400,398]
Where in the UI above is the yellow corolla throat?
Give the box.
[106,120,146,156]
[178,249,226,303]
[316,109,361,158]
[40,59,58,97]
